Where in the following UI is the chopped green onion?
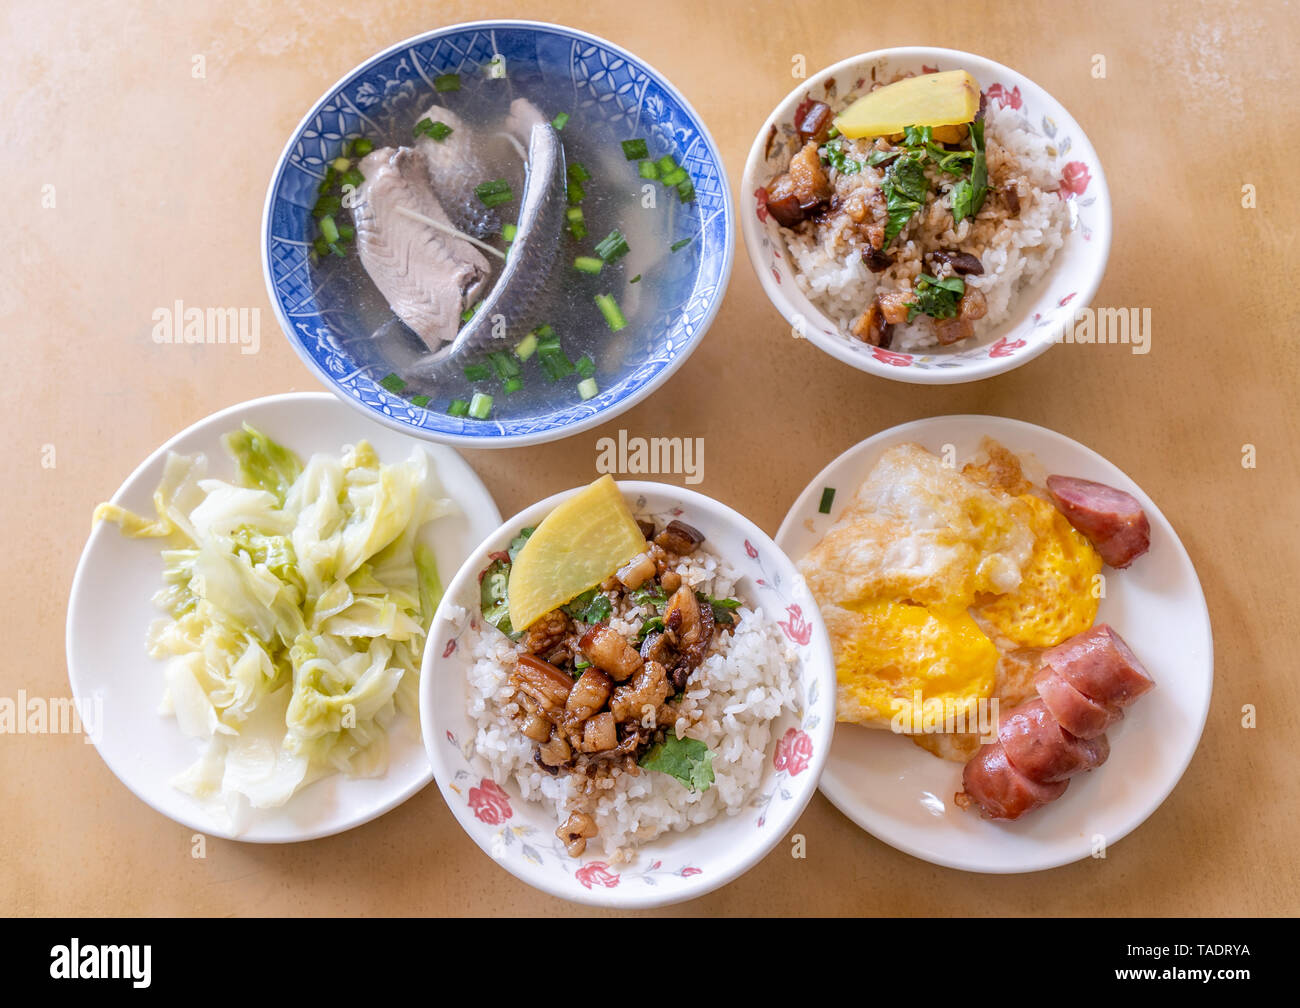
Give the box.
[331,156,351,173]
[434,73,461,92]
[475,179,514,208]
[327,242,346,258]
[318,215,340,244]
[410,394,430,408]
[655,154,678,175]
[551,112,570,130]
[574,256,604,274]
[630,274,642,284]
[350,137,374,157]
[676,179,696,203]
[515,331,538,360]
[622,139,649,160]
[342,168,365,188]
[567,218,588,240]
[313,194,341,217]
[415,118,453,141]
[577,377,599,400]
[488,351,520,380]
[461,299,484,322]
[336,223,355,241]
[567,162,591,183]
[318,168,337,193]
[594,230,630,263]
[312,236,328,257]
[660,166,688,187]
[468,392,493,419]
[487,54,507,79]
[379,372,405,393]
[576,355,595,379]
[818,487,836,514]
[638,160,659,180]
[447,398,470,417]
[463,362,492,382]
[594,293,627,332]
[503,375,524,394]
[670,237,692,252]
[567,179,586,204]
[538,332,575,381]
[502,222,518,242]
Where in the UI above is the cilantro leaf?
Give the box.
[952,120,987,223]
[906,274,966,322]
[639,734,715,791]
[881,154,929,243]
[479,557,515,638]
[696,592,742,626]
[822,137,861,175]
[562,587,612,624]
[507,527,535,563]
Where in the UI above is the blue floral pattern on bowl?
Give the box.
[263,21,733,445]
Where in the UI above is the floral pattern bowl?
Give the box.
[419,481,835,908]
[740,46,1111,384]
[263,20,733,447]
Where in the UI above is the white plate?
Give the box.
[775,415,1213,873]
[65,392,502,842]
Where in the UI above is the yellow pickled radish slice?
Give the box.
[834,70,981,139]
[507,475,646,632]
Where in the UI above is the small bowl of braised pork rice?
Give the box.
[420,476,834,907]
[741,47,1111,383]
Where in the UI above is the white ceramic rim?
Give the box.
[740,46,1113,385]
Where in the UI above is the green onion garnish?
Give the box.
[337,223,355,241]
[567,179,586,204]
[660,166,688,188]
[818,487,836,514]
[538,333,575,381]
[410,395,430,408]
[503,376,523,394]
[638,160,659,180]
[312,237,328,257]
[677,179,696,203]
[318,215,340,244]
[475,179,513,208]
[630,274,642,283]
[434,73,461,92]
[448,398,470,417]
[577,377,599,400]
[594,293,627,332]
[551,112,570,131]
[487,55,507,79]
[515,331,538,361]
[574,256,604,275]
[576,355,595,379]
[342,168,365,188]
[655,154,678,175]
[468,392,493,419]
[565,206,585,224]
[313,194,341,217]
[463,362,492,382]
[379,372,405,393]
[622,139,649,160]
[670,237,692,253]
[567,162,591,183]
[461,300,484,322]
[488,351,520,380]
[567,219,588,240]
[502,223,518,243]
[594,230,630,263]
[331,156,351,173]
[328,242,346,257]
[350,137,374,157]
[415,118,453,141]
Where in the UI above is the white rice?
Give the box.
[783,100,1071,351]
[463,533,799,863]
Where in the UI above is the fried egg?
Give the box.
[826,599,999,730]
[974,494,1102,647]
[800,439,1104,752]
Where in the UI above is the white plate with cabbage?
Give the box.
[67,392,501,842]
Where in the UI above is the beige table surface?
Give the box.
[4,0,1298,917]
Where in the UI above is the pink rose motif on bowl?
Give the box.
[774,727,814,776]
[575,862,620,890]
[468,778,512,825]
[1058,161,1091,198]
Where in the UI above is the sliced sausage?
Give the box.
[1041,623,1155,710]
[1033,664,1120,740]
[998,698,1110,783]
[957,741,1069,820]
[1046,475,1151,568]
